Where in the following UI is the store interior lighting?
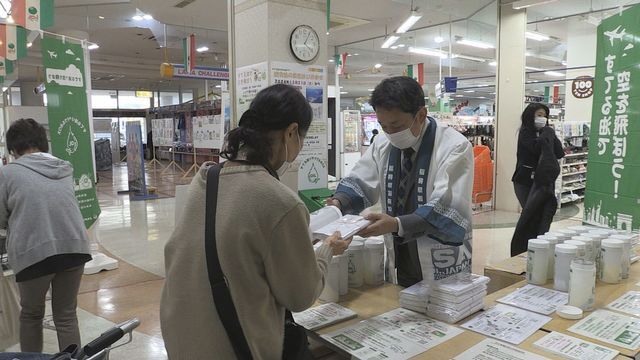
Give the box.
[544,71,564,77]
[396,11,422,34]
[27,42,32,48]
[397,44,405,48]
[453,54,486,62]
[381,35,400,49]
[525,31,550,41]
[457,38,494,49]
[512,0,559,10]
[488,61,497,66]
[434,36,445,44]
[196,46,209,53]
[408,46,448,59]
[132,14,152,21]
[88,43,100,50]
[374,63,383,69]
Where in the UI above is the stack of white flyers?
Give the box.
[310,206,371,241]
[497,284,569,315]
[399,281,430,313]
[427,273,490,324]
[292,303,357,331]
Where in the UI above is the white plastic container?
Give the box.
[545,232,571,242]
[568,259,596,311]
[568,225,594,233]
[364,238,385,286]
[588,229,612,238]
[599,239,624,284]
[527,239,550,285]
[564,240,587,260]
[347,239,365,288]
[538,235,561,280]
[572,236,597,262]
[319,256,340,302]
[610,234,634,279]
[554,244,578,292]
[337,254,349,295]
[556,229,580,238]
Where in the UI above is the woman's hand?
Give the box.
[324,231,352,256]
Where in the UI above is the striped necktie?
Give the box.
[396,148,415,215]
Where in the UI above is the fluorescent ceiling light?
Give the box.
[381,35,400,49]
[390,45,398,50]
[374,63,383,69]
[353,53,359,56]
[544,71,564,77]
[98,16,105,19]
[328,59,335,62]
[143,14,153,20]
[88,43,100,50]
[396,11,422,34]
[553,83,565,87]
[434,36,445,43]
[457,38,494,49]
[464,90,475,93]
[340,91,349,94]
[367,88,375,91]
[455,95,463,97]
[409,46,448,59]
[488,61,497,66]
[397,44,405,48]
[513,0,559,10]
[6,15,14,24]
[132,15,144,21]
[26,42,32,48]
[196,46,209,52]
[534,89,541,92]
[525,66,543,71]
[215,85,222,88]
[526,31,550,41]
[453,54,486,62]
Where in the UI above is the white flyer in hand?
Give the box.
[497,284,569,315]
[606,291,640,317]
[322,308,463,360]
[569,309,640,350]
[292,303,357,331]
[461,304,552,345]
[454,339,548,360]
[312,214,370,241]
[533,332,618,360]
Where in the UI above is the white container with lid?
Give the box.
[364,237,385,286]
[557,229,580,238]
[568,225,594,233]
[589,229,612,237]
[538,235,561,279]
[611,234,635,279]
[564,240,587,260]
[527,239,550,285]
[337,254,349,295]
[319,256,340,302]
[599,239,624,284]
[347,239,365,288]
[545,232,571,242]
[572,235,597,262]
[568,259,596,311]
[554,244,579,292]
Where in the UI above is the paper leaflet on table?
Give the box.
[533,332,619,360]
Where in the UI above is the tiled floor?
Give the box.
[3,162,585,358]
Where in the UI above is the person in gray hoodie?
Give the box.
[0,118,91,353]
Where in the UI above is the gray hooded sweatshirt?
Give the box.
[0,153,91,275]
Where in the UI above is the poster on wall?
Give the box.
[192,115,224,149]
[584,5,640,231]
[125,122,147,199]
[342,110,361,153]
[151,118,174,146]
[41,35,101,228]
[236,62,269,126]
[271,61,328,190]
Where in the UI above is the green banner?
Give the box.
[584,5,640,231]
[42,36,101,228]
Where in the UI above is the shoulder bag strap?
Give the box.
[205,164,254,360]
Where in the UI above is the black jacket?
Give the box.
[512,126,564,186]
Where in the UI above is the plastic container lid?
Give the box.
[546,232,570,240]
[582,233,607,241]
[348,240,365,250]
[610,234,635,242]
[570,259,595,270]
[555,244,578,254]
[589,229,611,236]
[528,239,550,249]
[365,239,385,249]
[564,240,586,249]
[557,229,579,236]
[568,225,593,232]
[538,235,560,244]
[601,239,624,249]
[557,305,584,320]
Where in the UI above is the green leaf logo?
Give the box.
[8,43,14,49]
[28,7,38,15]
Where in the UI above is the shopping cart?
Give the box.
[0,318,140,360]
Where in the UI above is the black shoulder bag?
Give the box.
[204,164,313,360]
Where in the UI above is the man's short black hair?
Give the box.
[7,118,49,156]
[370,76,425,115]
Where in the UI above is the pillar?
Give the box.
[232,0,328,191]
[494,2,527,212]
[564,19,597,122]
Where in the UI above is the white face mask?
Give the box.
[276,131,301,177]
[534,116,547,129]
[387,116,421,150]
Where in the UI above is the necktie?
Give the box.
[396,148,415,215]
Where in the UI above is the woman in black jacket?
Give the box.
[511,103,564,208]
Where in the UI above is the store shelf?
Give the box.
[562,170,588,177]
[562,185,586,193]
[562,195,585,204]
[563,161,588,167]
[565,152,589,158]
[563,178,586,185]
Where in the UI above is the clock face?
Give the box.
[290,25,319,62]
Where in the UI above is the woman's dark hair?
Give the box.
[521,103,549,131]
[7,118,49,156]
[370,76,425,115]
[221,84,312,169]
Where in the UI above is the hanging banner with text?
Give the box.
[584,5,640,231]
[172,64,229,81]
[42,36,101,228]
[271,61,328,191]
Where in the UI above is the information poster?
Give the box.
[41,35,101,228]
[606,291,640,317]
[322,308,463,360]
[221,91,231,135]
[454,339,548,360]
[292,303,357,331]
[342,110,361,153]
[461,304,552,345]
[192,115,224,149]
[584,4,640,231]
[569,309,640,350]
[236,62,269,126]
[125,122,147,199]
[151,118,174,146]
[497,284,569,315]
[271,61,328,190]
[534,332,619,360]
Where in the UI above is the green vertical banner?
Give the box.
[584,5,640,231]
[41,35,101,228]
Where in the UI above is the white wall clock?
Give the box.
[290,25,319,63]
